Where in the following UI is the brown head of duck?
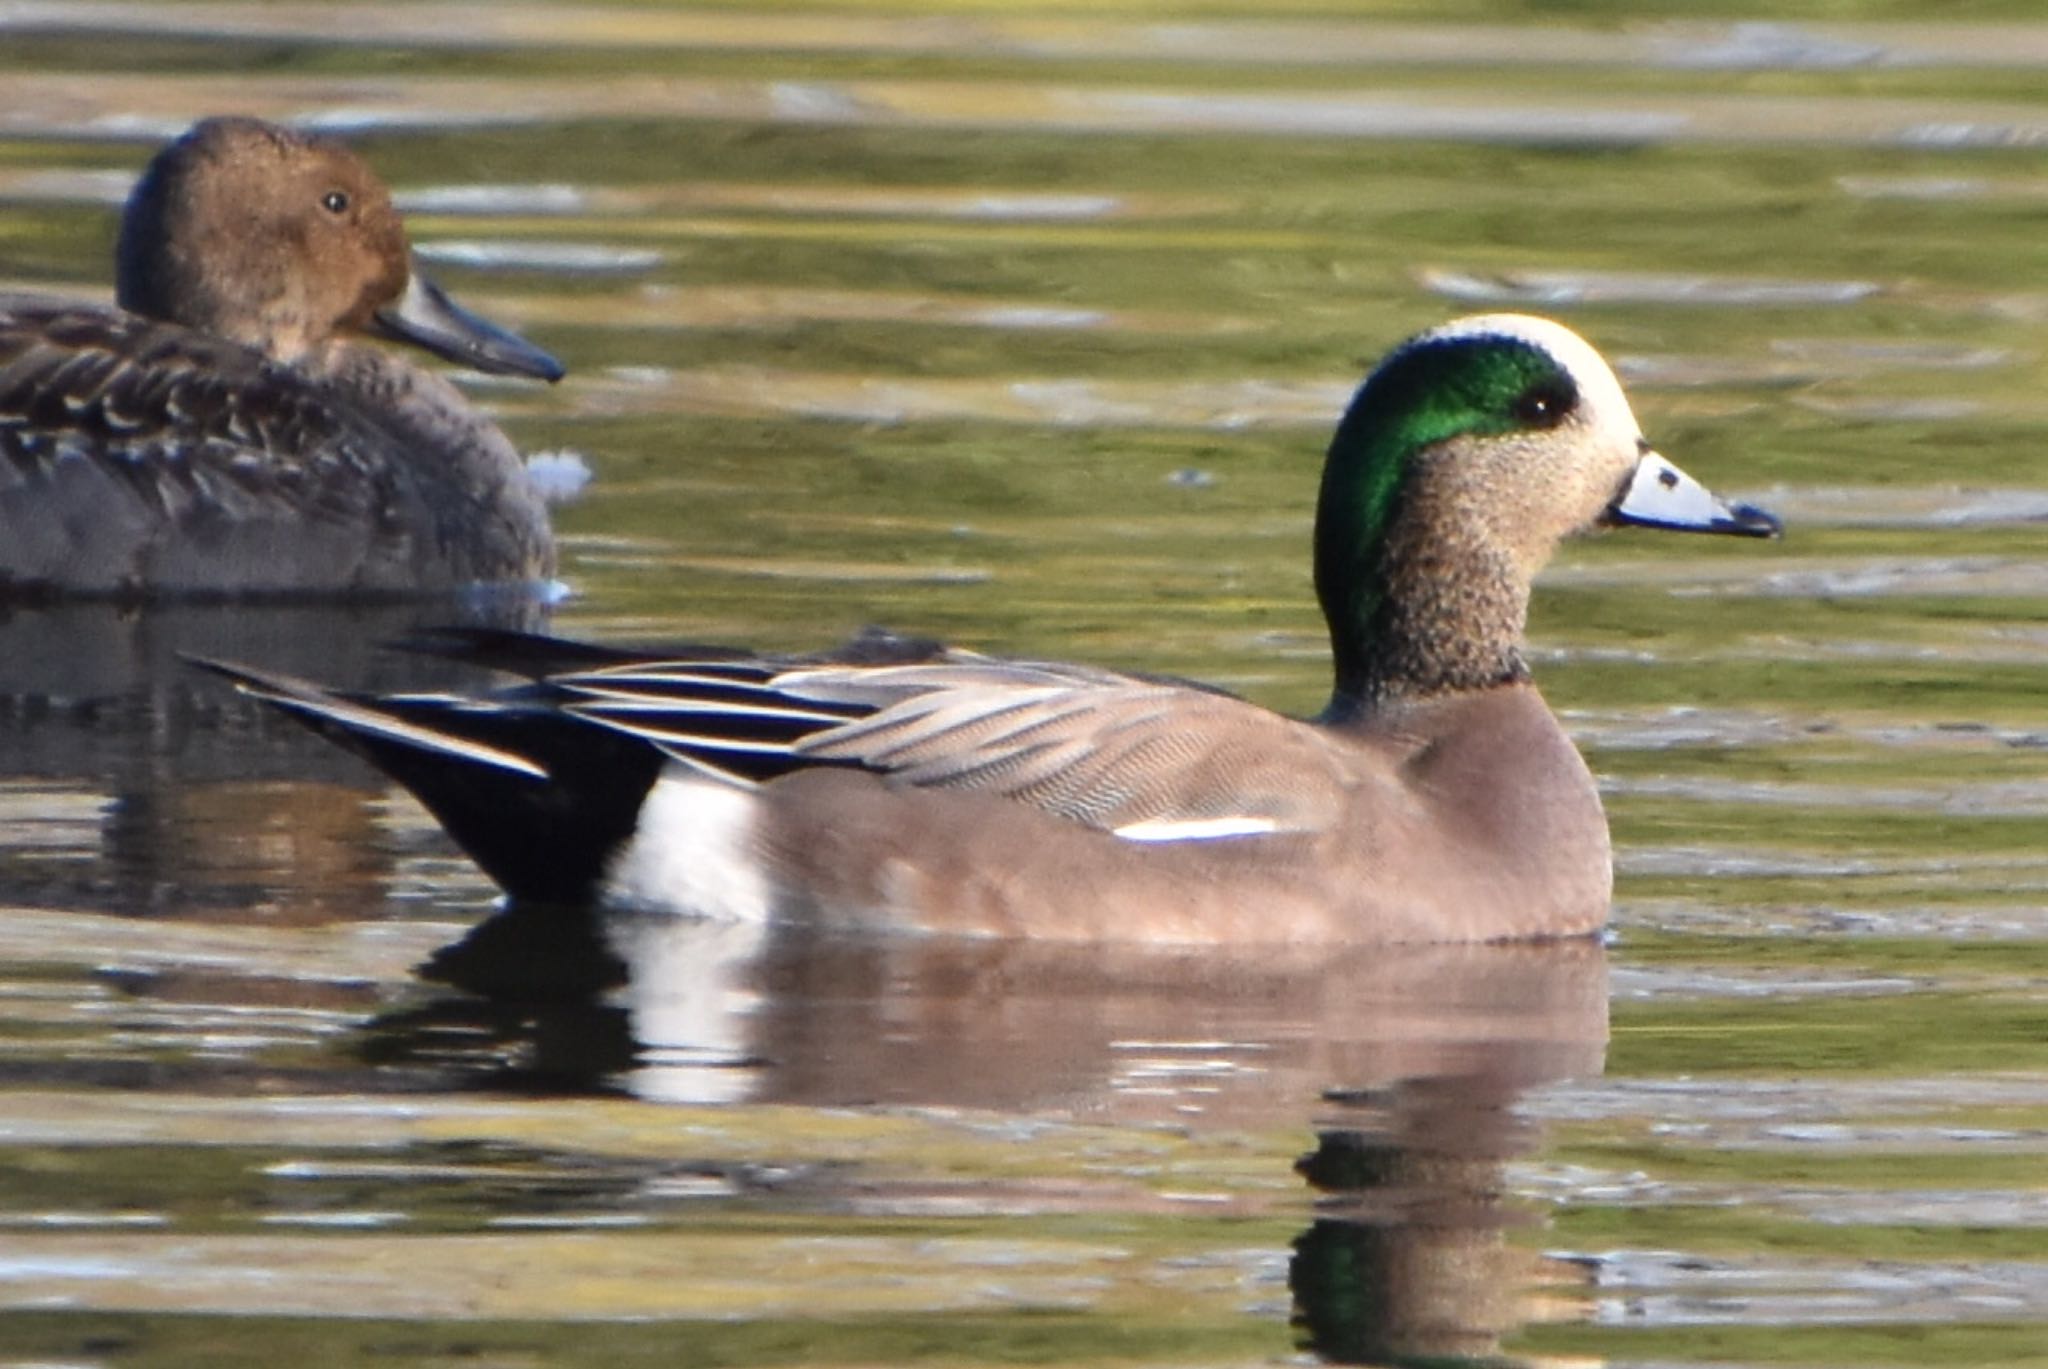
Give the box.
[0,116,564,598]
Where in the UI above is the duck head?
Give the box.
[1315,313,1778,710]
[115,116,563,381]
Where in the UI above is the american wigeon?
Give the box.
[201,314,1780,943]
[0,116,563,598]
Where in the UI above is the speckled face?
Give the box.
[1359,315,1651,571]
[1314,313,1775,702]
[1316,314,1629,612]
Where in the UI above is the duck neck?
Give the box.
[1314,422,1530,719]
[307,341,517,464]
[305,340,555,579]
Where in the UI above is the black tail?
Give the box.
[187,658,664,905]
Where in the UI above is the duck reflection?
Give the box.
[0,598,543,920]
[410,910,1604,1358]
[418,908,1605,1116]
[1292,1070,1588,1366]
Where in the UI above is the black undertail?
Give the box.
[189,625,948,905]
[334,697,669,906]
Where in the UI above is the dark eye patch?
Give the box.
[1509,379,1576,429]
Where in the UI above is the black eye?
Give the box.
[321,190,349,214]
[1510,381,1575,428]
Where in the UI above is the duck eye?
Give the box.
[1510,381,1575,428]
[321,190,350,215]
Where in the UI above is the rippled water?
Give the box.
[5,5,2048,1366]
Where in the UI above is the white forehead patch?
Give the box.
[1407,313,1643,440]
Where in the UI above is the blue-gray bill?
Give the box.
[1604,450,1781,538]
[374,267,565,383]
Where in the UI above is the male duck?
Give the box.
[205,314,1780,944]
[0,116,564,598]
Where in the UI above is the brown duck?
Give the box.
[0,116,564,598]
[202,315,1780,943]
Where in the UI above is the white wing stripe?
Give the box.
[1112,816,1280,843]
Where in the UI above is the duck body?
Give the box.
[0,117,562,600]
[730,679,1611,943]
[204,314,1780,944]
[0,300,554,595]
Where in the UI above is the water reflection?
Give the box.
[416,908,1608,1117]
[1293,1080,1572,1366]
[0,598,543,920]
[1276,949,1603,1366]
[399,912,1608,1358]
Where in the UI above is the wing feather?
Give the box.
[793,670,1347,837]
[420,640,1348,840]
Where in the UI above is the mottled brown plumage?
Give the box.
[0,117,561,598]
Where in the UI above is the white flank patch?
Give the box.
[601,769,773,922]
[1112,815,1280,843]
